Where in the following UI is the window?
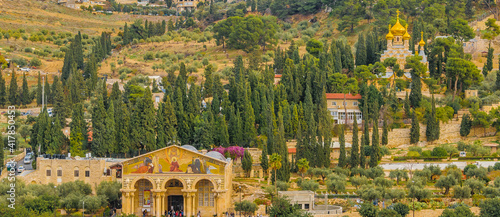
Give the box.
[105,169,111,176]
[46,170,51,176]
[197,180,214,207]
[353,102,358,106]
[74,170,79,177]
[305,204,310,209]
[57,169,62,177]
[155,96,160,103]
[331,102,337,106]
[85,171,90,177]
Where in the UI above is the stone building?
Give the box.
[23,156,123,192]
[326,93,362,124]
[174,0,200,12]
[119,145,232,217]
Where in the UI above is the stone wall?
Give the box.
[337,119,497,148]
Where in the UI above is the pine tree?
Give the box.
[8,70,18,105]
[0,70,5,107]
[382,118,388,145]
[36,72,42,106]
[350,113,359,168]
[410,109,420,144]
[369,115,380,168]
[338,126,346,168]
[355,34,366,66]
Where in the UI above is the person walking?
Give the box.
[197,211,201,217]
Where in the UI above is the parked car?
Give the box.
[23,156,31,164]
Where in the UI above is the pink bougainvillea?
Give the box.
[213,146,244,160]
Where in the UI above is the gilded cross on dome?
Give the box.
[396,9,400,19]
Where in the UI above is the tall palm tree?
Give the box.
[269,153,282,193]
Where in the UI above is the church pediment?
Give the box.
[122,145,228,176]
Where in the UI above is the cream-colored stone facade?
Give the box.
[120,145,232,217]
[174,0,199,12]
[23,157,122,193]
[326,93,362,124]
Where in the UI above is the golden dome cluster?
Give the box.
[386,10,411,40]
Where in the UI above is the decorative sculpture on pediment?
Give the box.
[155,178,162,189]
[216,178,223,189]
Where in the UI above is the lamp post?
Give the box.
[81,200,85,217]
[53,185,57,217]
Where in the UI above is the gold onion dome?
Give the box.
[386,24,394,40]
[390,10,406,36]
[403,24,411,40]
[419,32,426,47]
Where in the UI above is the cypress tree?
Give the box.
[0,70,5,107]
[404,92,411,117]
[0,134,3,168]
[242,83,256,147]
[409,75,422,108]
[485,47,494,76]
[216,115,230,147]
[496,70,500,91]
[74,32,84,70]
[365,33,375,65]
[92,94,107,156]
[8,70,18,105]
[382,118,388,146]
[276,105,290,182]
[36,72,42,106]
[48,117,64,154]
[21,72,30,106]
[355,34,366,66]
[137,88,157,151]
[410,109,420,144]
[70,103,85,157]
[369,115,380,168]
[103,102,116,156]
[338,126,346,168]
[110,82,121,102]
[460,114,472,137]
[465,0,473,19]
[44,76,51,105]
[115,99,131,156]
[350,113,359,168]
[52,77,67,124]
[156,96,178,148]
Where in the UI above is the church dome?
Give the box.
[205,151,227,162]
[419,32,426,47]
[403,25,411,40]
[181,145,199,153]
[386,24,394,40]
[390,10,406,36]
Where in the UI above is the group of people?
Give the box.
[164,210,185,217]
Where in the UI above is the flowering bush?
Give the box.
[213,146,244,160]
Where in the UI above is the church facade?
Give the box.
[119,145,233,217]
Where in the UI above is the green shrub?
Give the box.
[24,47,33,53]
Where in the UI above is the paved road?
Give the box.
[16,157,34,177]
[380,161,499,170]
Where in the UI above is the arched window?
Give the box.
[197,180,214,207]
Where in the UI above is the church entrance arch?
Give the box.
[165,179,185,214]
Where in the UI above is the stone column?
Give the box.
[185,193,191,217]
[192,192,196,215]
[130,192,135,215]
[122,193,129,214]
[160,192,165,215]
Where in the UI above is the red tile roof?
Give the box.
[326,93,362,100]
[274,74,282,78]
[288,148,296,154]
